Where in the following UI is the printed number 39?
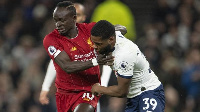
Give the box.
[143,98,157,110]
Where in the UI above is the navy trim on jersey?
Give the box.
[116,72,132,79]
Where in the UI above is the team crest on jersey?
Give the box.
[70,47,77,51]
[82,93,94,101]
[48,46,57,55]
[87,38,93,47]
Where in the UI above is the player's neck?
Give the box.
[65,26,78,39]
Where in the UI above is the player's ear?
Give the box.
[82,14,86,22]
[108,36,115,44]
[73,15,77,22]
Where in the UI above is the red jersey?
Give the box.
[43,22,100,93]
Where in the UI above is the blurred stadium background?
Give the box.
[0,0,200,112]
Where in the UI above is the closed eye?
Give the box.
[94,43,102,46]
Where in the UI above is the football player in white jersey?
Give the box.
[91,20,165,112]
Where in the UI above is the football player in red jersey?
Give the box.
[43,1,113,112]
[39,2,87,105]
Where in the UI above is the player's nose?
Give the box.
[55,21,63,27]
[93,44,99,52]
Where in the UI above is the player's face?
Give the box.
[91,35,114,55]
[53,7,76,36]
[75,6,86,23]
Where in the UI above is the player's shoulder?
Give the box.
[116,48,135,60]
[77,22,96,29]
[78,22,96,25]
[44,29,58,39]
[115,39,138,61]
[116,38,138,53]
[43,29,58,43]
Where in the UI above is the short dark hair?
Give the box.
[91,20,115,40]
[56,1,76,16]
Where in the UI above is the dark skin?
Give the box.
[52,6,113,112]
[52,6,127,112]
[74,103,94,112]
[53,7,114,73]
[91,35,131,97]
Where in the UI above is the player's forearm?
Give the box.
[54,51,113,74]
[57,59,97,74]
[96,85,128,97]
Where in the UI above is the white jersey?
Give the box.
[112,31,161,98]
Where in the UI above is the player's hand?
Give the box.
[39,91,49,105]
[91,83,102,96]
[114,24,127,35]
[105,53,114,66]
[97,53,114,66]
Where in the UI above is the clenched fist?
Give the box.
[91,83,102,96]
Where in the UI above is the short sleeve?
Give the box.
[43,33,63,60]
[114,51,135,79]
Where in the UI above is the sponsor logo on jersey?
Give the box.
[48,46,56,55]
[74,51,94,61]
[82,93,94,101]
[70,47,77,51]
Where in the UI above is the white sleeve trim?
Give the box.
[41,59,56,91]
[54,49,61,58]
[92,58,98,66]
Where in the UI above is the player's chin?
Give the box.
[98,50,106,55]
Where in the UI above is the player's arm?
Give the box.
[92,50,135,97]
[54,51,114,74]
[39,59,56,105]
[114,24,127,35]
[43,34,113,74]
[91,76,131,97]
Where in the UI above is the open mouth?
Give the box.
[57,29,65,33]
[56,27,65,33]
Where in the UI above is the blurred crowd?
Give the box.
[0,0,200,112]
[137,0,200,112]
